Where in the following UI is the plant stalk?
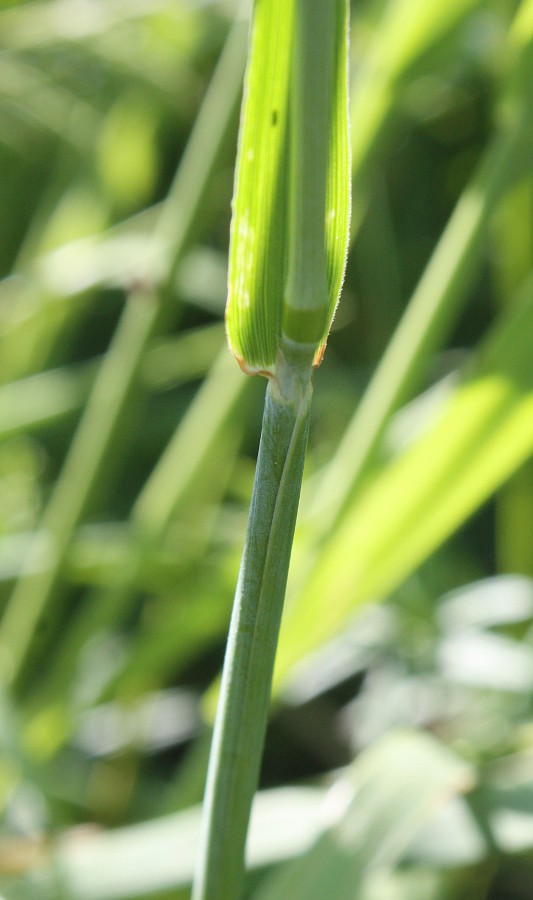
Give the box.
[193,354,313,900]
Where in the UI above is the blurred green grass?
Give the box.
[2,0,533,898]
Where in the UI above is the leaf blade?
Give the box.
[226,0,351,373]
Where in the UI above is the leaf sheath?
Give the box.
[193,360,313,900]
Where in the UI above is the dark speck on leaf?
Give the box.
[271,110,278,126]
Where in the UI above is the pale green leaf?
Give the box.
[52,787,326,898]
[276,275,533,685]
[255,730,474,900]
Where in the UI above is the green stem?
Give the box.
[193,356,313,900]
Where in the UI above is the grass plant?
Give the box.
[2,1,533,899]
[193,2,350,896]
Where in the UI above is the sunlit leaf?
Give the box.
[255,730,474,899]
[226,0,350,373]
[276,276,533,684]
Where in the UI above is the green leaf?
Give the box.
[275,274,533,685]
[226,0,350,374]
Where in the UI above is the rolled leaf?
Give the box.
[226,0,351,376]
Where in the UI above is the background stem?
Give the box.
[0,17,247,692]
[193,358,313,900]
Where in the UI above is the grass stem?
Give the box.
[193,355,313,900]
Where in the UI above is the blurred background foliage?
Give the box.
[2,0,533,897]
